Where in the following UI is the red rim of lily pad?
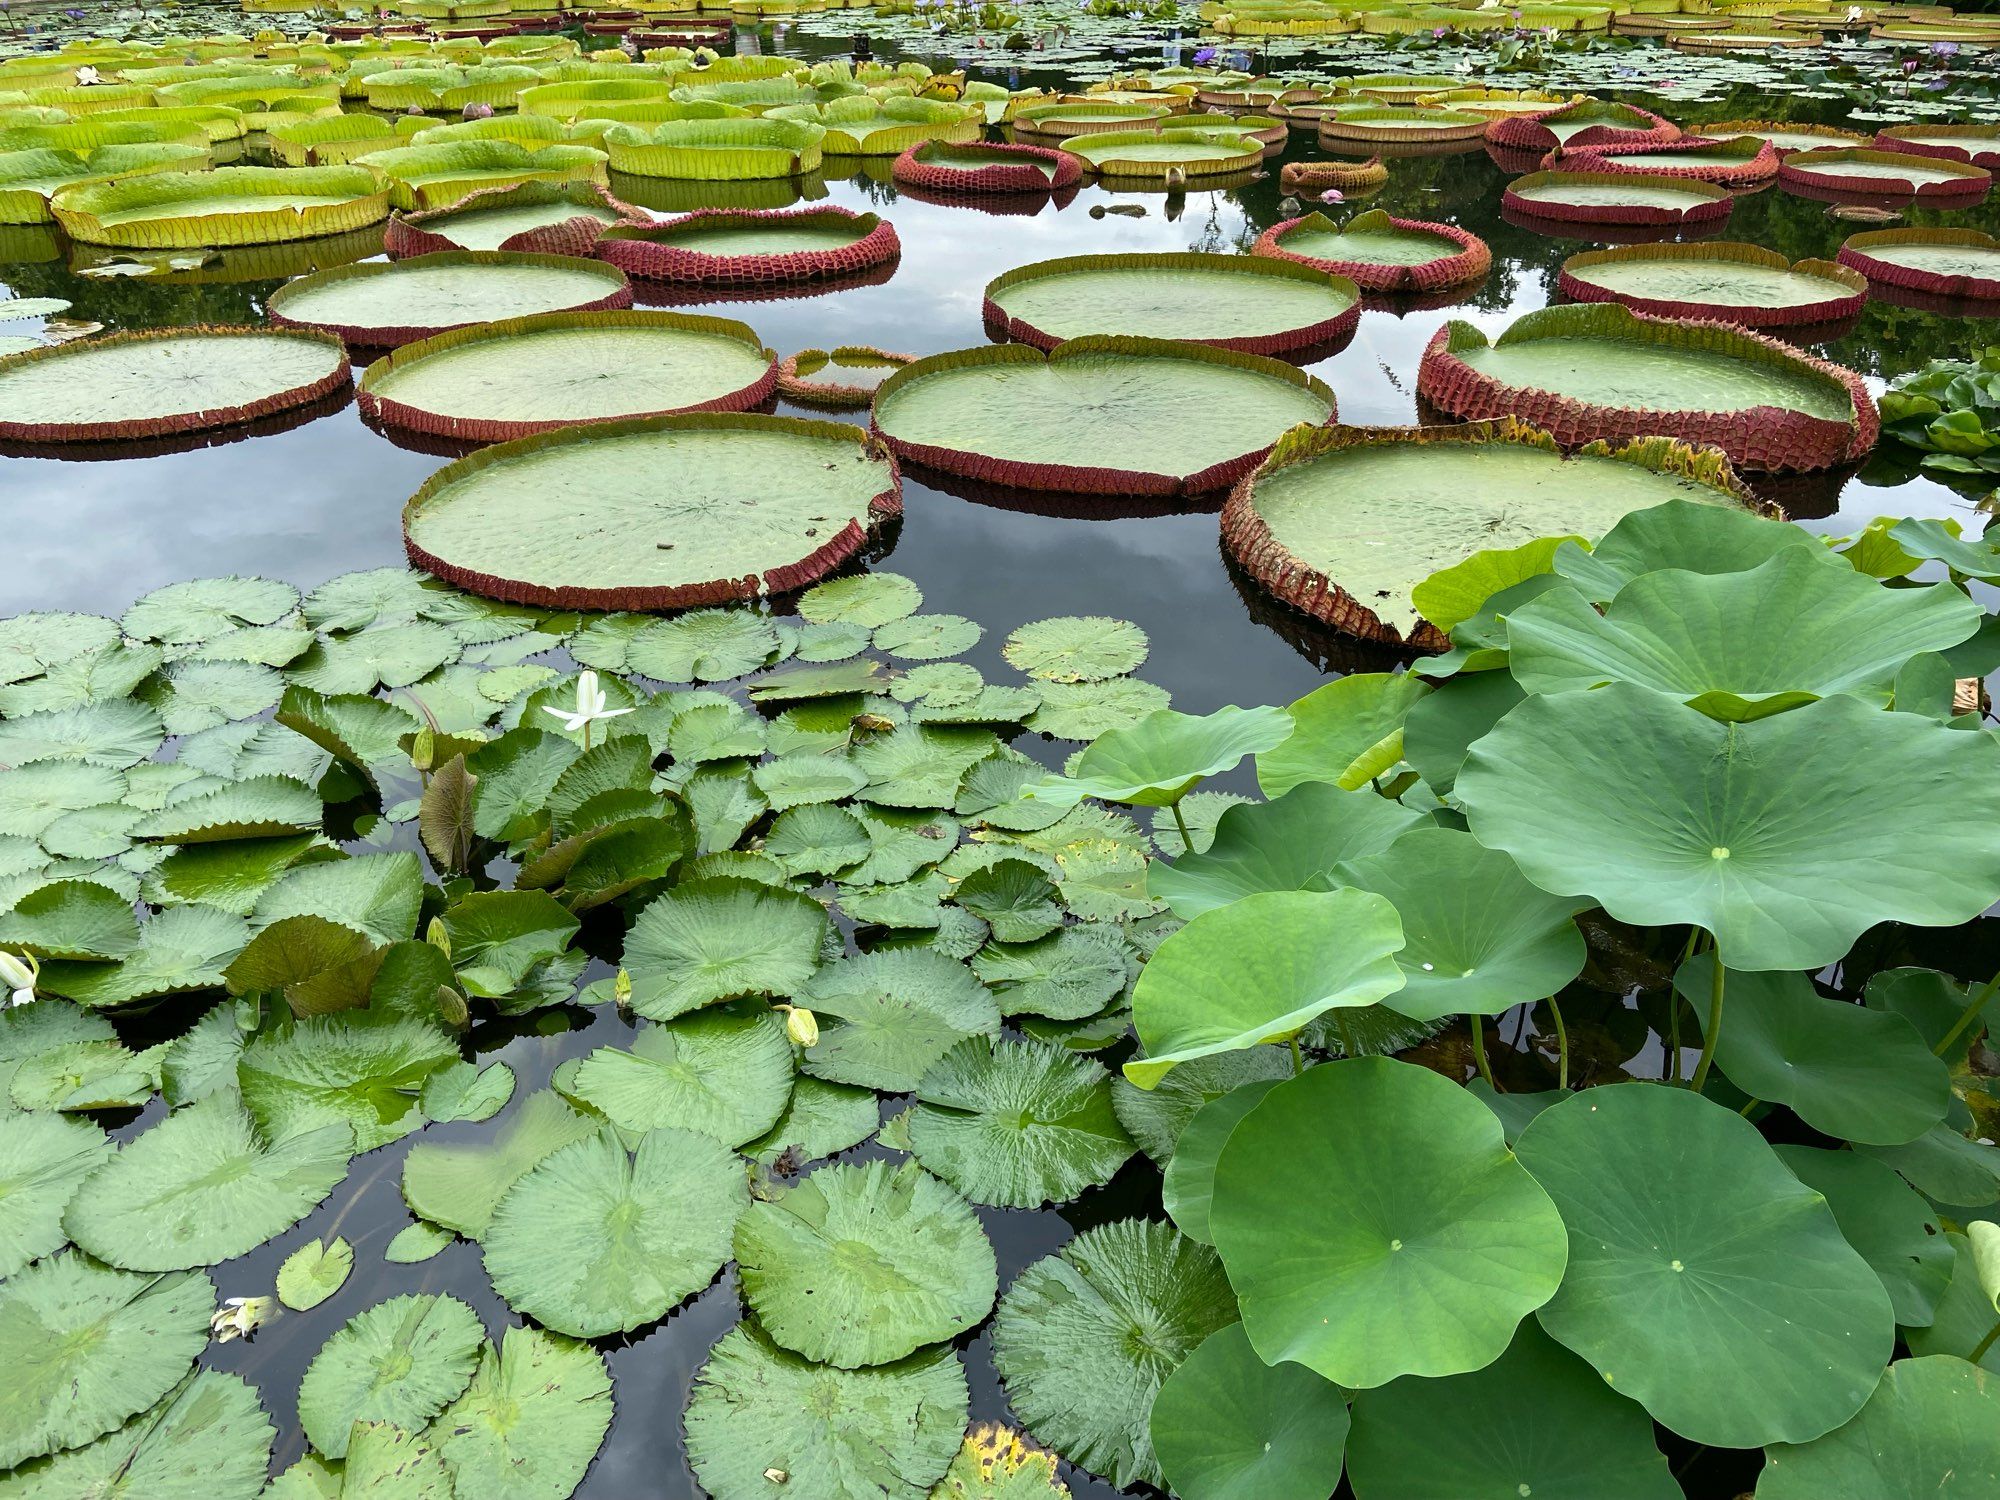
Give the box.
[1837,226,2000,299]
[1556,241,1868,328]
[890,140,1082,194]
[1871,125,2000,169]
[0,324,352,444]
[383,180,651,259]
[1553,135,1781,186]
[1252,209,1490,293]
[775,345,916,410]
[1499,170,1736,227]
[267,250,632,350]
[1778,147,1993,199]
[401,410,903,610]
[592,205,901,288]
[1317,109,1489,148]
[1484,101,1680,153]
[1416,303,1877,473]
[1278,157,1389,194]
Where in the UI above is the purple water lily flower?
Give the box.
[1903,56,1923,72]
[1932,39,1960,57]
[1193,44,1217,63]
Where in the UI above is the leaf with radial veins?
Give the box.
[621,876,828,1020]
[1211,1058,1566,1389]
[0,1367,274,1500]
[1776,1146,1952,1328]
[1553,496,1839,601]
[435,1327,613,1500]
[799,948,1001,1093]
[1111,1048,1294,1164]
[928,1423,1069,1500]
[1257,673,1432,796]
[568,1007,792,1147]
[401,1088,601,1240]
[1150,1321,1349,1500]
[0,1112,111,1279]
[297,1294,485,1461]
[1125,888,1405,1088]
[1514,1083,1894,1448]
[1756,1356,2000,1499]
[1032,705,1294,809]
[238,1014,460,1152]
[1161,1078,1280,1245]
[1457,684,2000,972]
[277,1236,354,1312]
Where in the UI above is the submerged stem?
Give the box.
[1548,996,1569,1092]
[1169,799,1193,853]
[1288,1035,1303,1077]
[1469,1012,1497,1090]
[1690,943,1725,1093]
[1934,965,2000,1058]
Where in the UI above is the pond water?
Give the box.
[3,26,1997,1500]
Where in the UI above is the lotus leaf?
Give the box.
[420,1059,514,1124]
[1110,1048,1294,1163]
[0,878,137,960]
[253,851,423,948]
[1756,1356,2000,1498]
[133,775,323,843]
[1160,1078,1279,1244]
[1776,1145,1952,1326]
[1034,704,1292,813]
[1150,1321,1350,1500]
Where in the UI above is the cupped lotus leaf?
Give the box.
[435,1327,612,1500]
[927,1423,1067,1500]
[1459,685,2000,971]
[569,1007,792,1146]
[1212,1058,1567,1388]
[352,141,607,212]
[0,878,137,960]
[253,851,423,948]
[49,166,390,248]
[0,1367,274,1500]
[123,575,297,643]
[269,251,627,346]
[1259,671,1431,795]
[1149,1321,1350,1500]
[1338,826,1587,1022]
[799,948,1002,1092]
[0,1111,111,1278]
[871,338,1335,495]
[1552,495,1839,602]
[1776,1145,1952,1327]
[0,1253,213,1470]
[402,413,899,611]
[735,1157,996,1368]
[1160,1078,1280,1245]
[623,875,827,1020]
[1514,1082,1894,1447]
[1125,889,1406,1089]
[1675,954,1949,1144]
[401,1087,600,1240]
[238,1014,461,1152]
[1000,616,1148,683]
[684,1327,967,1500]
[907,1035,1134,1208]
[983,252,1358,350]
[1756,1356,2000,1498]
[971,923,1133,1021]
[276,1235,354,1312]
[991,1218,1237,1490]
[63,1093,350,1271]
[1343,1320,1679,1500]
[1033,705,1293,812]
[133,775,324,843]
[0,700,162,770]
[1507,550,1980,720]
[297,1293,485,1460]
[1409,534,1578,640]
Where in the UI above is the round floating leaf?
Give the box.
[401,1088,600,1240]
[764,803,869,877]
[239,1016,460,1154]
[1458,683,2000,972]
[290,622,458,697]
[927,1423,1067,1499]
[0,1253,213,1470]
[1908,1232,2000,1371]
[298,1293,485,1461]
[569,1007,792,1147]
[385,1221,454,1263]
[1150,1321,1350,1500]
[0,877,138,960]
[971,924,1133,1022]
[40,904,249,1009]
[276,1236,354,1312]
[1161,1079,1280,1245]
[1344,1320,1680,1500]
[684,1327,967,1500]
[140,660,286,737]
[1212,1058,1567,1388]
[482,1126,747,1338]
[0,1111,111,1279]
[123,577,299,645]
[908,1036,1135,1208]
[0,700,164,770]
[420,1059,515,1124]
[1026,677,1173,740]
[1676,954,1950,1144]
[952,859,1063,944]
[799,948,1001,1092]
[1035,705,1294,809]
[1757,1356,2000,1498]
[873,613,982,661]
[746,1076,880,1170]
[64,1093,351,1272]
[0,1367,274,1500]
[1258,672,1432,796]
[436,1327,613,1500]
[1776,1146,1952,1327]
[854,725,999,809]
[752,751,869,811]
[992,1218,1237,1490]
[623,876,829,1020]
[735,1158,996,1368]
[799,571,923,628]
[625,609,782,683]
[1126,889,1406,1089]
[1002,616,1149,683]
[0,763,128,842]
[1514,1082,1894,1447]
[133,775,325,844]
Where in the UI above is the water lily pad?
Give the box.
[1037,705,1293,812]
[1025,677,1172,740]
[799,948,1002,1092]
[0,700,164,770]
[385,1220,453,1263]
[298,1293,485,1460]
[874,613,982,661]
[746,1076,880,1170]
[626,608,782,684]
[1150,1321,1350,1500]
[435,1327,613,1500]
[1001,616,1148,683]
[623,876,828,1020]
[254,852,423,949]
[569,1007,792,1146]
[134,776,325,844]
[269,250,628,349]
[853,725,998,809]
[401,1088,600,1240]
[420,1060,515,1125]
[799,571,922,627]
[752,751,870,811]
[239,1015,461,1153]
[289,623,457,697]
[277,1235,353,1312]
[0,1368,273,1500]
[0,878,138,961]
[971,923,1133,1021]
[1111,1048,1294,1164]
[1756,1356,2000,1498]
[926,1422,1068,1499]
[952,858,1063,943]
[0,1111,111,1279]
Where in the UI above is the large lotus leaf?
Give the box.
[569,1006,791,1147]
[238,1014,461,1152]
[0,1111,110,1278]
[1258,673,1432,797]
[252,851,424,948]
[1868,965,1995,1063]
[1031,706,1292,809]
[1212,1058,1565,1387]
[1757,1356,2000,1498]
[1507,550,1980,720]
[133,776,325,844]
[1675,954,1950,1144]
[991,1218,1237,1490]
[970,924,1133,1022]
[1514,1082,1894,1447]
[298,1293,485,1460]
[1125,889,1406,1089]
[1160,1078,1281,1246]
[1552,497,1839,602]
[1776,1145,1952,1327]
[1862,1124,2000,1208]
[0,1253,213,1470]
[927,1423,1068,1500]
[1908,1232,2000,1370]
[0,878,137,960]
[39,904,248,1009]
[1343,1320,1679,1500]
[1457,684,2000,972]
[63,1092,350,1271]
[1149,781,1423,919]
[799,948,1001,1092]
[0,700,164,770]
[1331,826,1588,1021]
[276,1236,353,1312]
[1149,1320,1348,1500]
[401,1087,600,1240]
[1400,670,1525,802]
[907,1035,1134,1208]
[684,1326,967,1500]
[735,1157,996,1368]
[482,1126,747,1338]
[1111,1048,1294,1164]
[435,1327,612,1500]
[622,876,827,1020]
[0,1368,273,1500]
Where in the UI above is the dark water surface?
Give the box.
[4,35,1996,1498]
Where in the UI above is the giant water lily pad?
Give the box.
[1211,1059,1567,1388]
[0,327,348,444]
[1558,241,1866,328]
[352,141,608,213]
[1782,146,1991,195]
[402,413,900,610]
[872,337,1335,497]
[269,251,629,349]
[297,1293,485,1460]
[1060,129,1263,181]
[434,1327,613,1500]
[1458,683,2000,971]
[1514,1083,1894,1447]
[389,180,638,254]
[49,166,390,248]
[1756,1356,2000,1498]
[1255,209,1487,293]
[568,1006,792,1146]
[1838,228,2000,298]
[593,204,894,283]
[0,1111,110,1279]
[1504,169,1735,224]
[1149,1321,1349,1500]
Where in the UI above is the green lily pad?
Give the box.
[9,1037,159,1112]
[799,571,923,628]
[874,613,982,661]
[298,1293,485,1460]
[853,725,999,809]
[276,1236,354,1311]
[1034,705,1293,810]
[436,1327,613,1500]
[385,1220,454,1263]
[1258,672,1432,796]
[401,1087,601,1240]
[257,853,427,951]
[419,1060,515,1124]
[0,1367,274,1500]
[625,609,781,683]
[0,613,118,687]
[1776,1145,1952,1327]
[0,700,164,771]
[1002,617,1149,683]
[952,858,1063,943]
[623,876,828,1020]
[799,948,1002,1092]
[926,1423,1068,1499]
[0,1110,111,1279]
[735,1157,997,1368]
[568,1007,792,1147]
[1150,1321,1350,1500]
[971,924,1132,1022]
[1111,1048,1294,1164]
[134,776,325,844]
[1025,677,1172,740]
[746,1076,880,1170]
[1514,1082,1894,1447]
[438,890,578,999]
[123,577,299,644]
[1160,1078,1281,1245]
[752,751,870,811]
[1756,1356,2000,1498]
[0,763,128,842]
[238,1015,461,1153]
[138,660,285,736]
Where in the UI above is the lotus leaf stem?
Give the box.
[1288,1035,1304,1076]
[1469,1012,1497,1090]
[1169,798,1193,852]
[1668,924,1703,1083]
[1932,965,2000,1057]
[1548,996,1569,1092]
[1971,1317,2000,1365]
[1334,1009,1359,1059]
[1689,941,1724,1093]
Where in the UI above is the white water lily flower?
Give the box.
[0,951,35,1008]
[75,65,100,86]
[211,1295,276,1343]
[541,669,634,745]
